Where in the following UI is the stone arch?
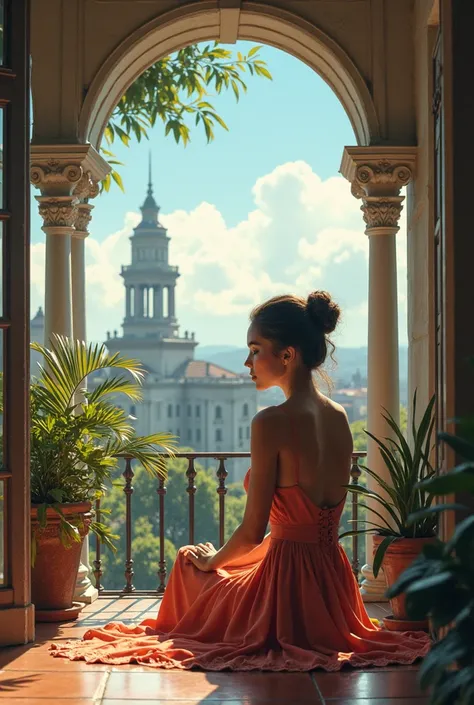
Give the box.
[79,2,380,148]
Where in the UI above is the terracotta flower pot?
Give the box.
[31,501,92,622]
[373,534,436,630]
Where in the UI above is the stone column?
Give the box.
[125,286,131,318]
[340,147,416,602]
[168,285,176,319]
[72,194,97,343]
[35,196,77,343]
[72,195,99,605]
[31,145,110,345]
[136,285,144,317]
[31,146,110,606]
[153,285,162,318]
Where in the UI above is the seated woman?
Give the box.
[50,291,431,670]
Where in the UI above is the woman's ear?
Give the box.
[281,347,296,364]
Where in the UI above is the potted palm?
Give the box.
[387,420,474,704]
[30,334,176,622]
[340,393,438,630]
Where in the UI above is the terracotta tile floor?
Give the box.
[0,598,429,704]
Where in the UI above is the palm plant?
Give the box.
[30,334,176,559]
[340,393,437,578]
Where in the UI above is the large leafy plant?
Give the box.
[387,423,474,705]
[341,393,437,577]
[30,335,176,559]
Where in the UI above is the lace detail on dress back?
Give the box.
[318,507,337,546]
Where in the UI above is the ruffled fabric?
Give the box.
[50,471,431,671]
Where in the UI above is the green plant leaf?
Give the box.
[439,431,474,461]
[373,535,398,578]
[247,44,262,58]
[406,503,467,525]
[418,465,474,495]
[49,488,64,504]
[443,514,474,561]
[342,484,404,533]
[404,572,458,620]
[430,667,474,705]
[111,170,125,192]
[338,528,380,540]
[419,631,470,690]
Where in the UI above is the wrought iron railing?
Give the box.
[93,451,366,596]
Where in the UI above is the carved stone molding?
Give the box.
[340,146,417,232]
[30,144,109,197]
[74,203,94,237]
[360,196,405,229]
[354,161,412,192]
[73,172,100,201]
[36,196,78,229]
[30,161,83,197]
[341,147,416,193]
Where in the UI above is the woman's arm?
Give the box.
[185,408,278,571]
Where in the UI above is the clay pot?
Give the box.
[31,502,91,622]
[373,534,436,630]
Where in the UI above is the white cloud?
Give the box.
[85,211,141,308]
[29,161,408,346]
[30,242,46,295]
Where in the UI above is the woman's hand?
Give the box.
[184,542,218,573]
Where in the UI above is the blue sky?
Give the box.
[30,42,408,349]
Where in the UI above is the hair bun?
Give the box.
[306,291,340,334]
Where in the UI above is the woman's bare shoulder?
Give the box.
[318,392,350,419]
[252,405,288,426]
[251,406,287,448]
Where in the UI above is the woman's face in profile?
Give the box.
[244,323,286,391]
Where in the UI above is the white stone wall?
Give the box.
[128,379,257,483]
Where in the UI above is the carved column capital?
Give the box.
[73,172,100,201]
[36,196,78,230]
[74,203,94,238]
[340,146,417,233]
[360,196,405,229]
[30,143,110,197]
[31,144,107,232]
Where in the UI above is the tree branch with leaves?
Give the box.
[101,43,272,192]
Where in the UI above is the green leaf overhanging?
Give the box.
[100,43,273,191]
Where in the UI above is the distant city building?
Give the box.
[332,387,367,423]
[104,161,257,482]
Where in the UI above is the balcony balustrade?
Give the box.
[93,451,366,596]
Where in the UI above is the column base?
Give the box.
[359,563,389,603]
[74,536,99,603]
[74,582,99,604]
[0,604,35,646]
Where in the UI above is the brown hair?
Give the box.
[250,291,341,371]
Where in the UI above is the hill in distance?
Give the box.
[196,345,408,385]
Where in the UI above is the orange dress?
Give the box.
[50,455,431,671]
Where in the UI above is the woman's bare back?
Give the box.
[275,392,353,509]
